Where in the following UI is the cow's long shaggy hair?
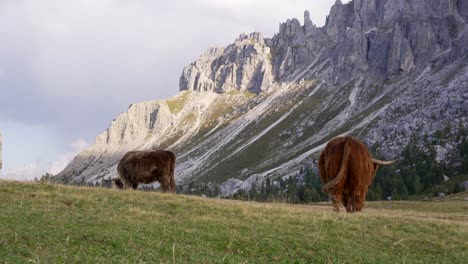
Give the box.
[319,136,395,213]
[113,150,176,193]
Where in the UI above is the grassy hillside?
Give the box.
[0,181,467,263]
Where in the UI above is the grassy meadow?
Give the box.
[0,180,467,263]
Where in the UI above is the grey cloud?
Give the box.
[0,0,338,143]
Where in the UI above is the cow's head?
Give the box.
[112,178,124,189]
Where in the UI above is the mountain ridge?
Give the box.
[55,0,468,195]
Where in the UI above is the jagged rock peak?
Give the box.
[179,0,467,90]
[325,0,354,35]
[303,10,313,26]
[201,46,225,57]
[303,10,317,35]
[279,18,303,37]
[179,32,273,93]
[236,32,265,44]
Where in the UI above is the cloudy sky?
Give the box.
[0,0,344,180]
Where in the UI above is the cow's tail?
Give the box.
[168,151,177,193]
[322,137,352,193]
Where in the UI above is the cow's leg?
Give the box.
[346,197,356,213]
[159,175,170,193]
[342,193,349,210]
[132,183,138,190]
[330,193,341,212]
[122,179,132,190]
[169,157,176,193]
[162,167,175,193]
[343,193,355,213]
[354,194,365,212]
[121,177,136,191]
[161,182,170,192]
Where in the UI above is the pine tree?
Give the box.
[453,183,463,194]
[374,183,384,200]
[461,138,468,172]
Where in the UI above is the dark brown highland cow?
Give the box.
[112,150,176,193]
[318,136,396,213]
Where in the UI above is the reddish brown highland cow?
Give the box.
[112,150,176,193]
[318,136,396,213]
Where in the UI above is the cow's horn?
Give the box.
[372,159,397,165]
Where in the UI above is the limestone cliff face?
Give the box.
[56,0,467,194]
[95,101,172,146]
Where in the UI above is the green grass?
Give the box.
[224,90,257,98]
[0,181,467,263]
[166,91,190,115]
[366,200,467,215]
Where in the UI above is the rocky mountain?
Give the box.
[55,0,468,195]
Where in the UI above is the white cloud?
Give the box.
[0,138,88,181]
[48,138,88,175]
[0,163,46,181]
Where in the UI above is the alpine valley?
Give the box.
[55,0,468,196]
